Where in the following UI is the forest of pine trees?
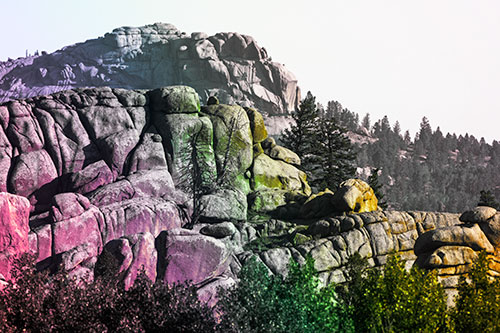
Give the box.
[283,93,500,213]
[326,102,500,212]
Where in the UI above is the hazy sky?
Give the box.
[1,0,499,142]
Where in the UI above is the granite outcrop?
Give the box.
[0,23,300,130]
[0,85,497,307]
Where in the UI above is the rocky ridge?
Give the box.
[0,23,299,136]
[0,85,499,306]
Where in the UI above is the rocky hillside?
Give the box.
[1,86,499,306]
[0,23,299,135]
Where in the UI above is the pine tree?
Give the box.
[362,113,371,131]
[368,168,388,209]
[281,91,319,173]
[282,92,357,192]
[312,118,357,190]
[478,190,500,209]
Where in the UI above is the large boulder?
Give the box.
[0,193,30,280]
[251,154,310,195]
[149,86,201,114]
[160,229,230,285]
[331,179,378,214]
[201,104,253,194]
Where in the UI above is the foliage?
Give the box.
[282,91,357,191]
[216,255,350,332]
[368,167,388,209]
[452,251,500,332]
[312,117,356,190]
[351,111,500,212]
[338,253,449,333]
[0,254,218,332]
[478,189,500,209]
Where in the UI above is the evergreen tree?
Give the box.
[478,190,500,209]
[282,92,357,192]
[281,91,319,174]
[361,113,371,131]
[312,118,357,190]
[367,168,388,209]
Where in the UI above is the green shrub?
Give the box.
[0,254,218,332]
[452,251,500,332]
[339,253,449,333]
[216,255,350,333]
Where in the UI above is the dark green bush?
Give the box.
[338,253,449,333]
[0,254,218,332]
[216,255,350,333]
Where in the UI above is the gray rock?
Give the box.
[198,189,248,222]
[260,247,292,276]
[200,222,238,239]
[460,206,497,223]
[0,23,300,116]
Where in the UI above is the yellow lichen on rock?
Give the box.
[332,179,379,213]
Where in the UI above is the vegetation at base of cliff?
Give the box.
[289,97,500,212]
[3,253,500,332]
[451,251,500,332]
[0,254,218,332]
[216,255,351,333]
[338,253,449,332]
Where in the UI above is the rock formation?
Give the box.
[0,85,497,306]
[0,85,308,294]
[0,23,300,133]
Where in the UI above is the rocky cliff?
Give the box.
[0,85,498,306]
[0,23,299,128]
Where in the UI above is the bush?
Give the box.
[338,253,449,332]
[216,255,350,333]
[0,254,218,332]
[452,251,500,332]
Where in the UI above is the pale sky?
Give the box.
[1,0,499,142]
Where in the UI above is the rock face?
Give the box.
[0,85,309,296]
[0,193,30,280]
[0,84,496,307]
[0,23,300,120]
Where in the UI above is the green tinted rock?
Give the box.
[153,112,216,193]
[149,86,201,114]
[245,107,268,143]
[201,104,253,194]
[268,145,301,166]
[251,154,311,195]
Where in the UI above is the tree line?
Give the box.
[281,91,500,212]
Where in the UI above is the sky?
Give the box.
[1,0,499,142]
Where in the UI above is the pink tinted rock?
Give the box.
[32,224,52,263]
[127,127,168,173]
[100,238,134,276]
[126,169,175,198]
[0,193,30,280]
[0,126,12,192]
[68,160,114,194]
[51,206,103,255]
[162,229,230,285]
[61,242,99,272]
[122,232,157,289]
[197,276,236,308]
[6,101,44,153]
[88,179,135,207]
[99,129,140,177]
[51,192,91,222]
[99,198,182,243]
[8,149,58,205]
[0,105,9,129]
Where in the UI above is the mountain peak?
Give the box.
[0,23,300,116]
